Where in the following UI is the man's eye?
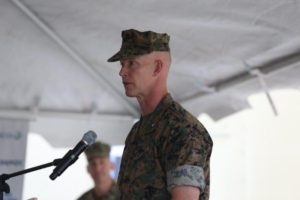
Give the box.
[129,61,134,66]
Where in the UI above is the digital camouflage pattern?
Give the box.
[77,181,119,200]
[118,94,213,200]
[107,29,170,62]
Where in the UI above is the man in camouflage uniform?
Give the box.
[107,29,213,200]
[77,141,119,200]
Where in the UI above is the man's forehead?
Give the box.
[120,52,157,62]
[89,156,109,162]
[120,55,143,62]
[120,56,142,65]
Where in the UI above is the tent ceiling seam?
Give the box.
[0,108,134,121]
[10,0,139,117]
[181,53,300,104]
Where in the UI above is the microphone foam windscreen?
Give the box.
[83,130,97,145]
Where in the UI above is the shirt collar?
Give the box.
[140,93,173,132]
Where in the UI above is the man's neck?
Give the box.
[137,88,168,116]
[94,177,113,197]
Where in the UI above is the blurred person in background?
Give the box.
[77,141,119,200]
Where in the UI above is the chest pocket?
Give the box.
[130,134,157,181]
[120,121,167,193]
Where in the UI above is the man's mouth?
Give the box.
[123,81,131,86]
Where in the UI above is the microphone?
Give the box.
[49,130,97,180]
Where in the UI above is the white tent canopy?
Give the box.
[1,0,300,146]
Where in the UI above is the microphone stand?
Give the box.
[0,159,61,200]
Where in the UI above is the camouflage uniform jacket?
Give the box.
[77,181,119,200]
[118,94,213,200]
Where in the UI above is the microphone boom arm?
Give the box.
[0,159,61,200]
[0,130,97,199]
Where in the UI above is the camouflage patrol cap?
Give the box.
[84,141,111,160]
[107,29,170,62]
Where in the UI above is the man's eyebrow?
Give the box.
[133,59,141,65]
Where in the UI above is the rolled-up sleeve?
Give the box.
[167,164,205,191]
[162,121,212,192]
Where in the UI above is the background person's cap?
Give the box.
[84,141,111,160]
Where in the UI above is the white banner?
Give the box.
[0,118,29,200]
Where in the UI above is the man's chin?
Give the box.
[125,91,136,97]
[94,178,105,185]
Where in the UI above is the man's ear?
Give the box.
[110,161,115,170]
[153,60,163,76]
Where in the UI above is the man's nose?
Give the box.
[96,165,104,172]
[119,66,127,77]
